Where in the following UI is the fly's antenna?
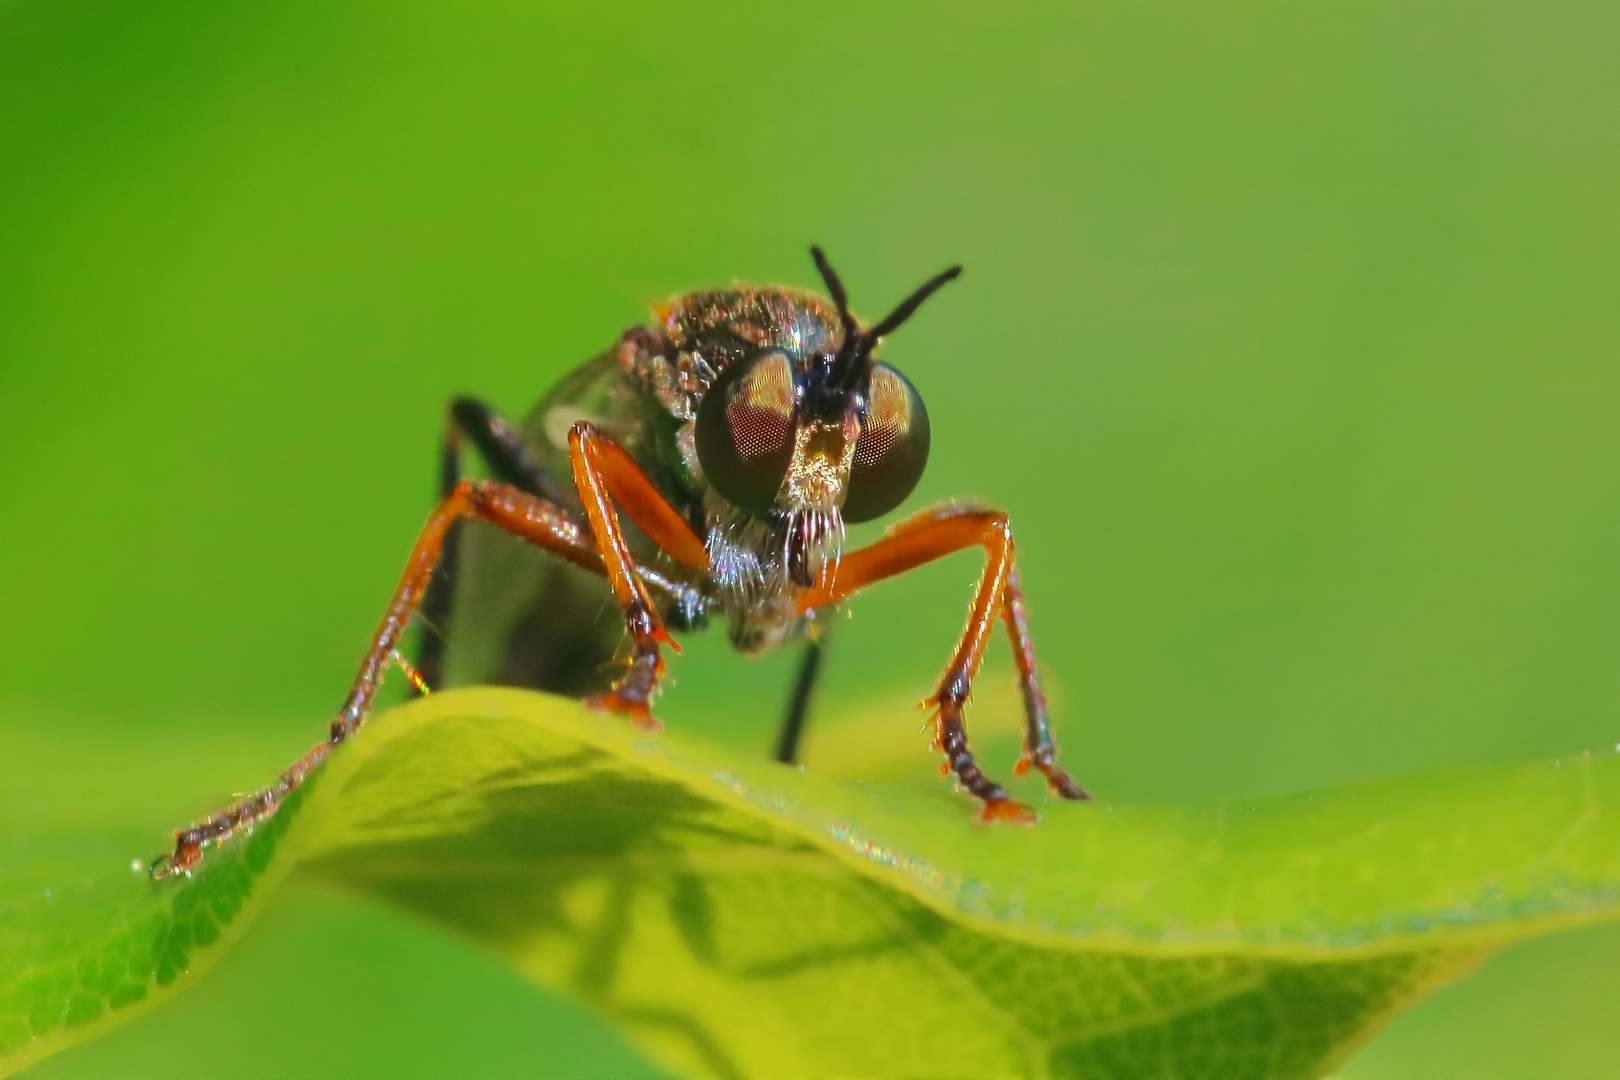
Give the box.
[809,246,963,394]
[810,245,860,346]
[868,263,963,338]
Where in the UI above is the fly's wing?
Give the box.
[433,347,692,696]
[438,522,623,695]
[515,346,656,509]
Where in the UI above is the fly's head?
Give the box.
[693,248,960,587]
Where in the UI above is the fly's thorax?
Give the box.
[616,327,716,424]
[656,287,844,361]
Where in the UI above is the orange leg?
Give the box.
[151,477,698,879]
[566,421,710,727]
[797,504,1089,820]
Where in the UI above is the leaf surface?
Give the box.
[6,688,1620,1078]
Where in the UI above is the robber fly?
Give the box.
[149,247,1089,879]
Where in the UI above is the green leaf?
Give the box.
[6,687,1620,1079]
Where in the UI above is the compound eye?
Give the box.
[843,363,930,523]
[694,351,797,514]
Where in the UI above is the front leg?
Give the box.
[151,477,704,879]
[566,421,710,727]
[152,481,609,878]
[796,503,1090,820]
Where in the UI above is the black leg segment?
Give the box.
[449,397,571,504]
[775,633,828,765]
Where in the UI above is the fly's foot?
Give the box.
[1038,763,1091,801]
[150,809,251,881]
[931,695,1033,821]
[1015,750,1092,801]
[148,837,203,880]
[587,633,666,732]
[975,797,1038,825]
[148,740,331,881]
[586,689,663,732]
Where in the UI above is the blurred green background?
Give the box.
[3,0,1619,1076]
